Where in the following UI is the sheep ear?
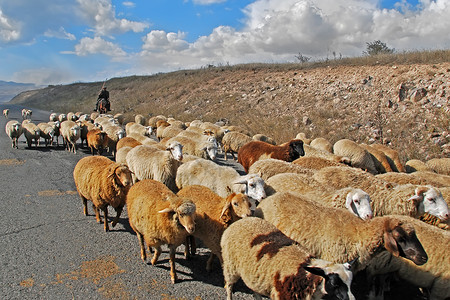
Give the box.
[233,178,248,185]
[220,203,232,223]
[344,257,359,271]
[345,192,354,210]
[383,231,399,257]
[304,266,327,278]
[159,208,175,214]
[415,186,428,197]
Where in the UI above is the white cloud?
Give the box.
[192,0,226,4]
[70,36,127,59]
[142,31,190,52]
[77,0,148,36]
[12,67,75,86]
[0,9,20,42]
[122,1,136,8]
[44,26,76,40]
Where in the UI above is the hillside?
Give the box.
[0,81,38,102]
[10,51,450,163]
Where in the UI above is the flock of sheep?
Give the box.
[3,108,450,300]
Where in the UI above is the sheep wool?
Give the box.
[333,139,377,174]
[5,120,23,148]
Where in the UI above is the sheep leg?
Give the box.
[93,204,102,224]
[136,232,147,262]
[81,196,88,216]
[168,245,177,284]
[224,150,228,160]
[151,246,162,266]
[111,205,123,228]
[183,237,191,260]
[206,252,215,272]
[102,207,109,232]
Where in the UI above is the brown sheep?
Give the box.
[237,139,304,173]
[73,156,133,231]
[86,128,108,155]
[126,179,196,284]
[115,136,142,151]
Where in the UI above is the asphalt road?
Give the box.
[0,104,253,300]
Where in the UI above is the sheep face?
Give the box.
[289,139,305,160]
[114,165,133,187]
[167,142,183,161]
[411,187,449,221]
[383,220,427,266]
[234,174,266,202]
[345,189,373,220]
[229,193,252,219]
[145,126,153,136]
[304,258,355,300]
[160,200,196,234]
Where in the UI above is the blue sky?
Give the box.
[0,0,448,86]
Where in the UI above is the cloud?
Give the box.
[142,31,190,52]
[0,9,21,43]
[68,36,127,59]
[77,0,148,36]
[44,26,76,40]
[122,1,136,8]
[12,67,75,86]
[192,0,226,4]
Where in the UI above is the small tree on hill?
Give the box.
[364,40,394,56]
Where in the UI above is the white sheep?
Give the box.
[22,120,41,148]
[333,139,377,174]
[134,114,146,125]
[125,122,152,137]
[37,122,55,147]
[73,156,133,231]
[21,108,32,120]
[221,217,356,300]
[3,108,9,118]
[48,121,61,146]
[115,146,133,165]
[310,137,333,153]
[247,158,314,181]
[254,192,428,272]
[166,135,218,161]
[265,173,373,220]
[102,124,125,158]
[60,120,81,153]
[177,185,252,271]
[252,133,276,145]
[176,158,266,208]
[221,131,252,160]
[58,113,67,122]
[5,120,23,148]
[303,144,351,164]
[49,113,58,122]
[126,143,183,192]
[126,179,196,284]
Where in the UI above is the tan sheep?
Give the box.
[5,120,23,148]
[86,128,108,155]
[22,120,41,148]
[73,156,133,231]
[371,143,406,172]
[252,133,276,145]
[376,171,450,188]
[221,131,252,160]
[303,144,351,164]
[115,136,142,151]
[254,192,428,272]
[426,157,450,176]
[115,146,133,165]
[221,217,356,300]
[248,158,313,181]
[37,122,55,147]
[177,185,252,271]
[292,156,344,170]
[360,143,393,173]
[295,132,312,144]
[60,120,81,153]
[310,137,333,153]
[126,179,196,284]
[405,159,433,173]
[333,139,377,174]
[134,114,146,125]
[3,108,10,118]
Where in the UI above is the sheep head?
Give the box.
[345,189,373,220]
[166,141,183,161]
[220,193,252,225]
[233,174,266,202]
[382,218,427,266]
[159,199,196,234]
[109,164,133,188]
[408,186,449,221]
[288,139,305,161]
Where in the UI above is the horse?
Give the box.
[98,98,108,114]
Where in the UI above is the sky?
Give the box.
[0,0,449,86]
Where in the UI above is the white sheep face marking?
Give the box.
[168,142,183,161]
[421,188,449,221]
[345,189,373,220]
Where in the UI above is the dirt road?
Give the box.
[0,104,252,300]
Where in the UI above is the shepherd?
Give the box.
[94,81,111,112]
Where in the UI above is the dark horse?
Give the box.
[98,98,108,114]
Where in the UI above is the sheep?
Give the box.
[221,131,252,160]
[333,139,377,174]
[426,158,450,176]
[21,108,32,120]
[370,143,406,172]
[405,159,433,173]
[177,185,252,271]
[295,132,312,144]
[73,156,133,232]
[126,143,183,192]
[49,113,58,122]
[58,113,67,123]
[248,158,314,181]
[376,171,450,188]
[115,146,133,165]
[148,115,167,131]
[113,113,125,125]
[252,133,276,145]
[125,122,152,138]
[77,120,95,148]
[126,179,196,284]
[115,136,142,151]
[254,192,428,273]
[221,217,356,300]
[360,143,393,173]
[312,166,450,221]
[102,124,125,158]
[264,173,373,220]
[126,132,157,145]
[5,120,23,148]
[156,120,171,140]
[66,112,78,121]
[310,137,333,153]
[175,158,266,208]
[3,108,9,118]
[134,114,146,125]
[166,135,218,161]
[86,128,108,155]
[37,122,55,147]
[303,144,351,164]
[90,112,99,120]
[160,126,184,140]
[364,215,450,300]
[292,156,344,170]
[60,120,81,153]
[48,121,61,146]
[22,120,41,148]
[238,139,305,173]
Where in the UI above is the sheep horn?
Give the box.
[159,207,175,214]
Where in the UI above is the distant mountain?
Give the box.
[0,80,39,103]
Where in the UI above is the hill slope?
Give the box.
[10,52,450,162]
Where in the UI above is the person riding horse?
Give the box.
[94,86,111,112]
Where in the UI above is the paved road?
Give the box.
[0,104,252,300]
